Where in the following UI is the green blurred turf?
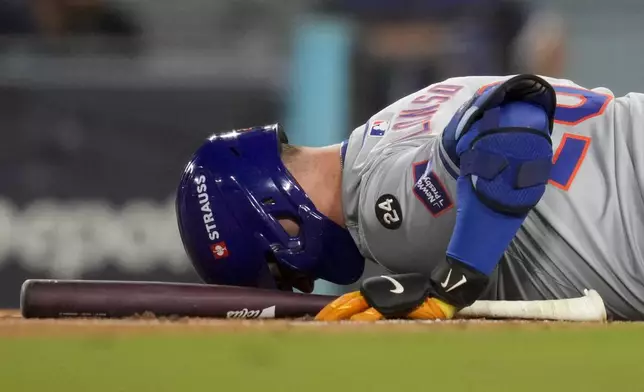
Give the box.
[1,324,643,392]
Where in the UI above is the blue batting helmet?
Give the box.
[175,124,365,290]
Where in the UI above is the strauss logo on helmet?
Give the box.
[194,174,220,241]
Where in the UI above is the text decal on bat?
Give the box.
[226,306,276,319]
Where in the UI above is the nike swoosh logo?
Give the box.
[445,275,467,293]
[440,269,452,288]
[381,275,404,294]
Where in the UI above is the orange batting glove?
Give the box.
[315,274,457,321]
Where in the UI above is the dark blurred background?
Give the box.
[0,0,640,306]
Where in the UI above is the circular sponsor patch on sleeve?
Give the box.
[375,194,403,230]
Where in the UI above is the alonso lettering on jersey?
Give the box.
[412,160,453,217]
[393,84,463,131]
[195,174,220,241]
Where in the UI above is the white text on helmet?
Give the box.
[195,175,220,241]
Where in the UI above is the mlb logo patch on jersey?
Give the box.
[369,120,390,136]
[412,160,453,217]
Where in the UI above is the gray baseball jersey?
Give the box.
[341,75,644,320]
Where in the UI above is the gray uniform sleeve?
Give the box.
[341,78,485,275]
[342,128,459,275]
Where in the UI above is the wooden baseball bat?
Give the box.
[21,279,333,319]
[20,279,607,321]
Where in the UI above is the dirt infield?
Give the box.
[0,307,624,337]
[0,308,489,334]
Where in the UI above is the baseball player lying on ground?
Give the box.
[176,74,644,321]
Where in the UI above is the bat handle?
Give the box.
[457,289,607,321]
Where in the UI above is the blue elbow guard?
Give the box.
[444,74,557,216]
[439,75,557,278]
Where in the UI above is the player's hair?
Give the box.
[280,143,301,167]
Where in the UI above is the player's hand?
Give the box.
[314,273,457,321]
[315,291,456,321]
[315,291,370,321]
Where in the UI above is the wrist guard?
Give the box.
[429,256,490,308]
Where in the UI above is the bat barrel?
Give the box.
[21,279,333,319]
